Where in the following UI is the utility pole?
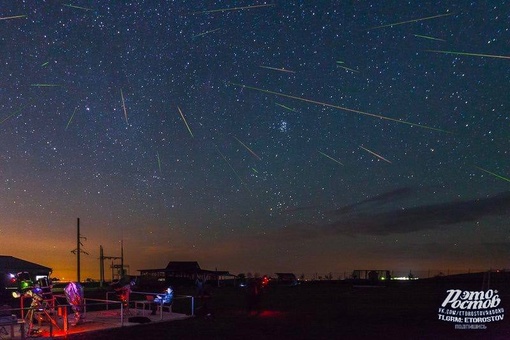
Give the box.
[71,218,89,283]
[77,218,80,282]
[120,240,124,277]
[99,245,121,284]
[99,245,104,287]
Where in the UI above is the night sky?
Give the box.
[1,1,509,281]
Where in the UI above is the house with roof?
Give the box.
[0,255,52,279]
[138,261,236,288]
[348,269,392,285]
[0,255,53,302]
[275,272,299,286]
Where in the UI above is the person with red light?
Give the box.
[246,276,268,315]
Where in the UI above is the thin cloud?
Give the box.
[331,191,510,236]
[332,187,414,215]
[268,191,510,240]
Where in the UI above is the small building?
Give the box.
[0,255,52,280]
[275,272,298,286]
[0,255,53,302]
[350,270,391,283]
[138,261,236,288]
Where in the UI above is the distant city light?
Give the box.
[392,276,419,281]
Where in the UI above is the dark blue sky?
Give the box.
[1,1,508,280]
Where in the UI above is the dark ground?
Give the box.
[65,272,510,340]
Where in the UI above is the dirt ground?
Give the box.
[65,273,510,339]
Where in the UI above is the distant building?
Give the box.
[0,255,53,302]
[138,261,236,288]
[0,255,52,280]
[350,270,391,283]
[275,272,298,286]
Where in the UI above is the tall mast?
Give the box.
[99,245,104,287]
[77,218,80,282]
[121,240,124,277]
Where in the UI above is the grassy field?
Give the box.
[66,272,510,339]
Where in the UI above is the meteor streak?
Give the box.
[336,60,358,72]
[193,4,274,14]
[318,151,344,166]
[31,84,61,87]
[337,65,359,73]
[474,166,510,183]
[259,65,296,74]
[413,34,445,41]
[1,104,29,124]
[234,136,261,160]
[230,83,450,133]
[63,4,93,11]
[215,145,251,194]
[157,152,162,174]
[193,28,220,38]
[65,107,78,130]
[366,12,452,30]
[359,146,392,164]
[425,49,510,60]
[275,103,298,112]
[177,106,194,138]
[120,89,128,125]
[0,15,27,20]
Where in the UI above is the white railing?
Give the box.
[129,291,195,318]
[53,294,125,325]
